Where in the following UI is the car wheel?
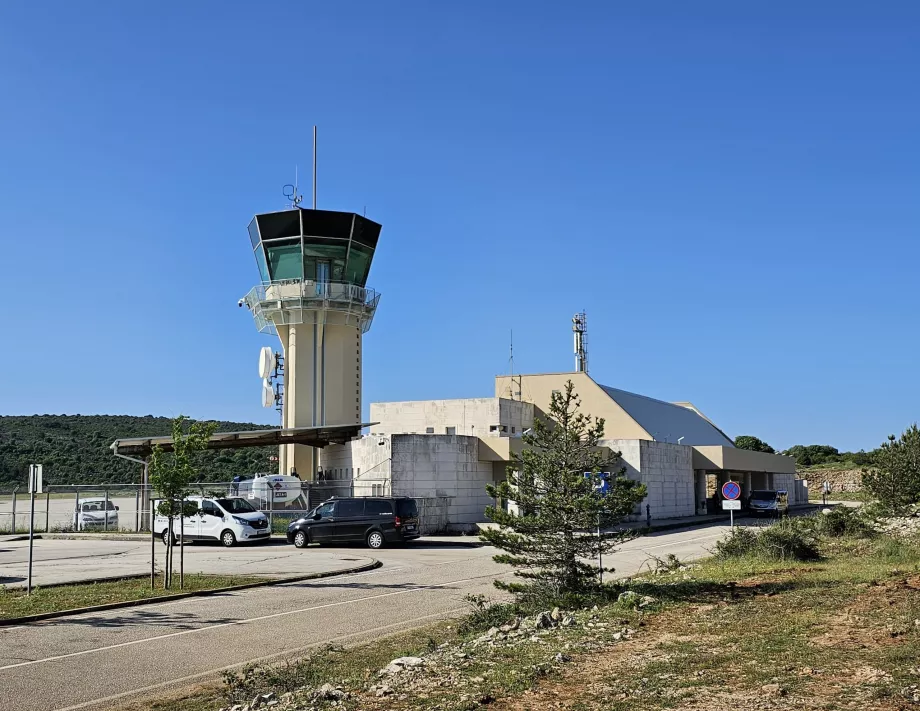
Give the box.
[293,531,308,548]
[161,529,174,546]
[366,530,384,549]
[221,530,237,548]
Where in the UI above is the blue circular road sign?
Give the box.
[722,481,741,500]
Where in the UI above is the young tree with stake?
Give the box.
[148,416,217,589]
[482,381,647,601]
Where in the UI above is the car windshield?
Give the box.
[216,498,256,514]
[81,501,115,511]
[750,490,777,501]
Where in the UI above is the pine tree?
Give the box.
[482,381,647,600]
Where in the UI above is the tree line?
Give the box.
[0,414,276,489]
[733,435,878,467]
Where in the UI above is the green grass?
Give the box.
[809,490,870,503]
[101,528,920,711]
[799,460,865,471]
[0,573,264,620]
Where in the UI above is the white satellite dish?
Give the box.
[261,379,274,408]
[258,346,275,379]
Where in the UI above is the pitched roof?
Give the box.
[598,384,734,447]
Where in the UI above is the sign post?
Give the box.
[585,472,611,583]
[27,464,42,595]
[721,481,741,529]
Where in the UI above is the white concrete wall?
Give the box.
[321,436,392,496]
[774,472,796,503]
[370,398,533,438]
[390,434,495,529]
[640,441,696,519]
[600,439,695,521]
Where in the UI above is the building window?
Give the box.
[511,427,516,434]
[425,427,434,434]
[489,425,508,433]
[446,426,456,435]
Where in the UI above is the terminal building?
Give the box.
[320,371,801,532]
[233,182,799,532]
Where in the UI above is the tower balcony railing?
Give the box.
[244,279,381,335]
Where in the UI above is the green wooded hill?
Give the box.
[0,415,276,489]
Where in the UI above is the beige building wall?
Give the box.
[278,316,364,481]
[370,398,533,438]
[494,373,652,440]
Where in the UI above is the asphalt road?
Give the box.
[0,537,377,588]
[0,521,746,711]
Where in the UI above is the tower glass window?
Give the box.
[265,242,303,281]
[249,208,381,288]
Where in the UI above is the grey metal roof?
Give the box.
[598,385,734,447]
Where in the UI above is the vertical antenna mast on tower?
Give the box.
[312,125,317,210]
[573,312,588,373]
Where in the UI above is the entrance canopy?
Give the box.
[110,423,372,458]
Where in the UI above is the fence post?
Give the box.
[104,488,109,532]
[135,488,140,532]
[45,488,51,532]
[74,490,80,531]
[269,486,274,532]
[11,489,17,534]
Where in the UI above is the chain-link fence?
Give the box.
[0,480,450,535]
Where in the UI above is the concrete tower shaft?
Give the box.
[243,208,382,478]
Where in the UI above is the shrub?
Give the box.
[814,506,875,538]
[457,594,522,635]
[756,519,820,561]
[713,527,759,559]
[714,519,819,562]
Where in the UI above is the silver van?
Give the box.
[749,489,789,518]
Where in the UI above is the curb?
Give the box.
[0,558,381,627]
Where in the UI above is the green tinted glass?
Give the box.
[254,247,270,283]
[345,242,374,286]
[265,243,303,280]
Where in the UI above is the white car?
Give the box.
[153,495,271,547]
[73,498,119,531]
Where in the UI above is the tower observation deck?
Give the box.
[242,207,382,479]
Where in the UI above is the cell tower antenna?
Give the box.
[573,312,588,373]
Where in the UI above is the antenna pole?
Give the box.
[312,125,317,209]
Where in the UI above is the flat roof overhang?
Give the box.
[692,445,797,474]
[111,423,374,458]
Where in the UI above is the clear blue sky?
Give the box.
[1,1,917,452]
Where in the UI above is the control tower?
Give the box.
[242,208,381,479]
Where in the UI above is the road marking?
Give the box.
[0,572,500,671]
[49,606,468,711]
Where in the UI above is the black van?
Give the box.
[286,497,421,549]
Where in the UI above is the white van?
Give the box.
[153,496,270,547]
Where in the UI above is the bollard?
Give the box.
[646,503,651,528]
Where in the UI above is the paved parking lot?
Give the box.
[0,537,387,588]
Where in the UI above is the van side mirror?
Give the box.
[313,512,322,520]
[115,506,120,511]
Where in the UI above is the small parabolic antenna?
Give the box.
[261,379,274,408]
[258,346,275,379]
